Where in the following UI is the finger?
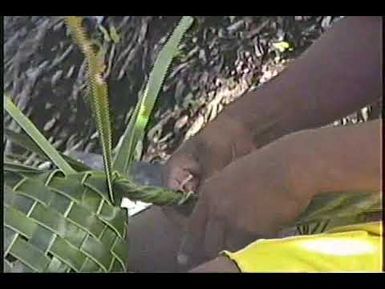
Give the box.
[179,174,193,192]
[173,170,199,193]
[163,158,201,191]
[177,198,208,266]
[204,217,226,260]
[182,174,200,193]
[179,160,202,192]
[163,167,190,190]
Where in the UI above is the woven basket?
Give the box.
[4,167,129,272]
[5,162,380,272]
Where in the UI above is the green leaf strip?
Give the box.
[4,96,76,175]
[65,16,114,204]
[113,16,194,174]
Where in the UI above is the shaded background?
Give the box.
[5,16,379,167]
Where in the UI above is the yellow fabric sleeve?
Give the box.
[222,222,382,272]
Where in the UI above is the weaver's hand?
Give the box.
[176,135,313,267]
[163,115,256,193]
[178,119,381,268]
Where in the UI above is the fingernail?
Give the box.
[177,253,189,266]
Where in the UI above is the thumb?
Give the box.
[163,154,202,192]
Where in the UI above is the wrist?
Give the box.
[222,83,308,150]
[190,115,256,173]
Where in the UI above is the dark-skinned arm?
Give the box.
[179,119,382,268]
[222,16,382,148]
[164,16,382,193]
[288,119,381,198]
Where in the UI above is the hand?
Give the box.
[177,119,382,267]
[177,137,313,267]
[163,115,256,193]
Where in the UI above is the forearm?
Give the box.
[218,16,381,148]
[286,119,382,198]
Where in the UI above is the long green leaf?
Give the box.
[4,160,47,174]
[65,16,114,203]
[4,128,91,171]
[4,96,76,175]
[293,191,381,234]
[113,16,194,175]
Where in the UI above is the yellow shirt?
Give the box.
[223,222,382,272]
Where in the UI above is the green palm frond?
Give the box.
[113,16,194,175]
[4,168,128,272]
[4,95,76,175]
[3,162,192,272]
[4,128,91,171]
[4,16,196,272]
[293,191,381,235]
[65,16,114,204]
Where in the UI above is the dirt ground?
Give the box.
[5,16,347,165]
